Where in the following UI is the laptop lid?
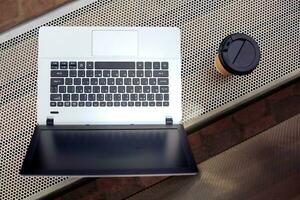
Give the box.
[20,124,198,176]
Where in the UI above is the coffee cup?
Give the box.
[215,33,260,76]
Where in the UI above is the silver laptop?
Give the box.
[21,27,198,176]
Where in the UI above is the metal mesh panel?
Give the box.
[0,0,299,199]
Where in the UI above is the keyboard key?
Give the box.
[51,62,59,69]
[149,101,155,106]
[116,78,123,85]
[71,94,79,101]
[74,78,81,85]
[112,70,119,77]
[120,70,127,77]
[164,94,169,100]
[50,86,58,93]
[70,70,77,77]
[103,70,110,77]
[160,86,169,93]
[118,86,125,93]
[107,102,113,107]
[135,102,141,106]
[113,94,121,101]
[78,62,85,69]
[82,78,89,85]
[99,78,106,85]
[147,94,154,101]
[142,102,148,107]
[149,78,156,85]
[156,102,162,106]
[136,62,143,69]
[122,94,129,101]
[91,78,98,85]
[130,94,138,101]
[86,70,93,77]
[93,86,100,93]
[158,78,168,85]
[54,65,66,72]
[60,62,68,69]
[121,102,127,107]
[95,70,102,77]
[123,78,130,85]
[58,102,63,107]
[88,94,95,101]
[100,102,106,107]
[76,86,83,93]
[95,62,135,69]
[163,102,169,106]
[153,71,168,77]
[80,94,87,101]
[153,62,160,69]
[126,71,135,78]
[151,86,159,93]
[109,86,117,93]
[86,62,94,69]
[50,94,61,101]
[135,86,142,93]
[65,78,72,85]
[145,71,152,77]
[145,62,152,69]
[72,102,78,107]
[58,86,67,93]
[86,102,92,107]
[139,94,146,101]
[50,102,56,107]
[79,102,85,107]
[97,94,104,101]
[133,78,140,85]
[64,102,70,107]
[128,102,134,106]
[107,78,114,85]
[137,70,144,77]
[126,86,134,93]
[101,86,108,93]
[155,94,163,100]
[84,86,91,93]
[63,94,70,101]
[93,102,99,107]
[161,62,168,69]
[69,61,77,69]
[78,70,85,77]
[141,78,148,85]
[143,86,150,93]
[51,78,64,85]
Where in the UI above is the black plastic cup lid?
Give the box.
[218,33,260,75]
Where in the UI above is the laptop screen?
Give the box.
[21,125,198,176]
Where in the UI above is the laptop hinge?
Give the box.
[46,117,54,126]
[165,117,173,125]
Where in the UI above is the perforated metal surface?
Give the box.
[0,0,299,199]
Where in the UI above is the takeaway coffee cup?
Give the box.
[215,33,260,76]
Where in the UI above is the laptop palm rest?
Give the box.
[20,125,198,176]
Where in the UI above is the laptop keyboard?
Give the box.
[50,61,169,107]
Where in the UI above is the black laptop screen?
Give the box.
[21,125,198,176]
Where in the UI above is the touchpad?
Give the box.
[92,30,138,56]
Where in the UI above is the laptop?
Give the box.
[20,27,198,176]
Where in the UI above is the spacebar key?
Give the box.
[95,62,135,69]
